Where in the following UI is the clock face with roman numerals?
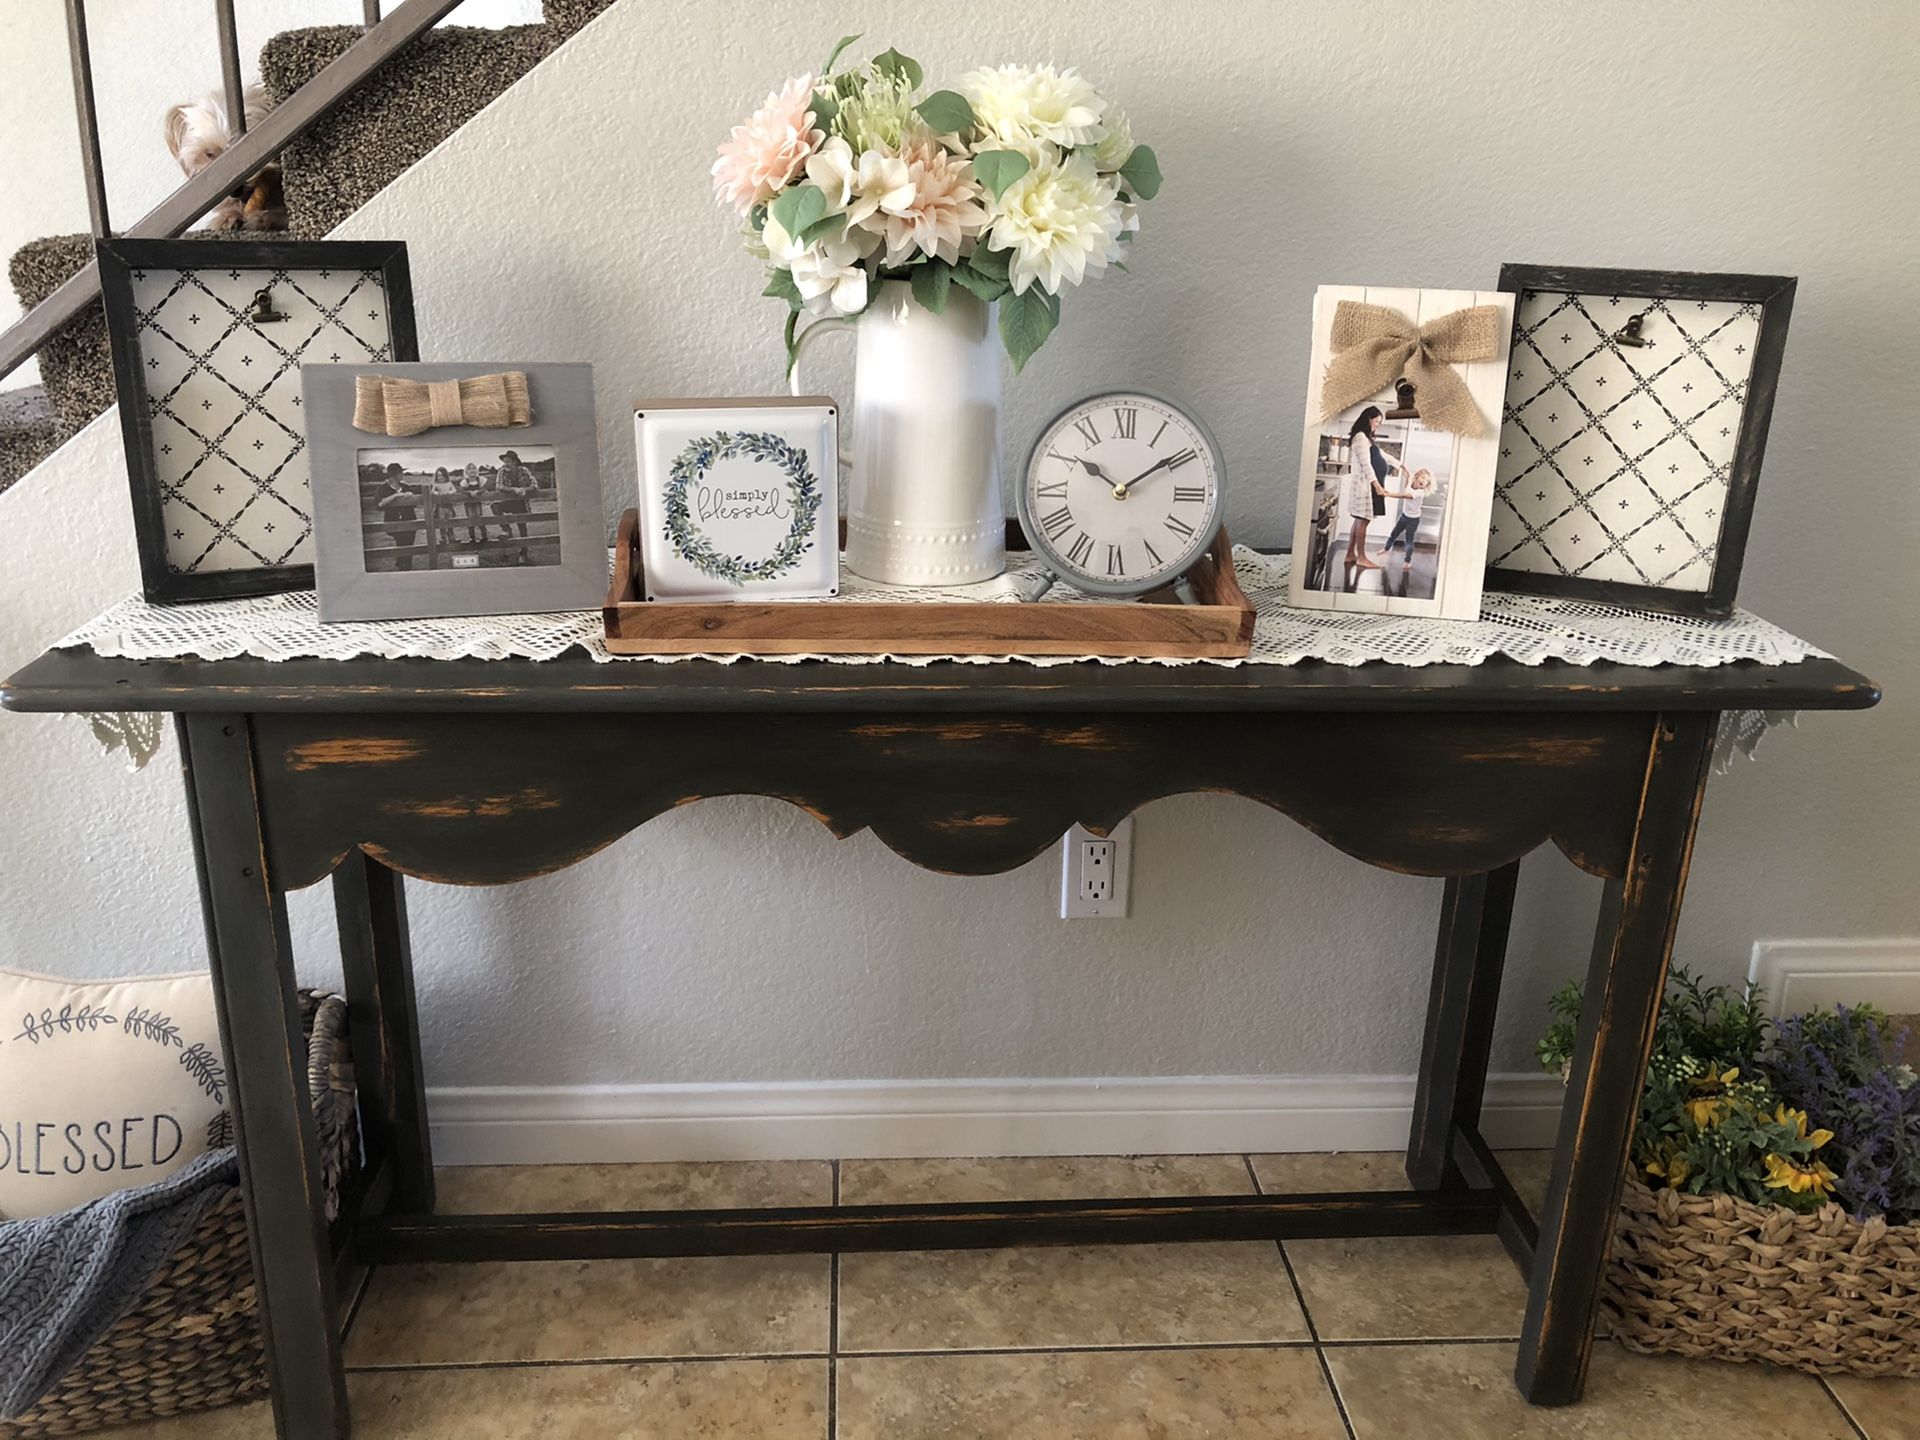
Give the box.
[1017,391,1225,596]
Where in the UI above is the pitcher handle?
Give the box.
[789,315,858,476]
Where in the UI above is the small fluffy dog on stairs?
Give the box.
[163,83,287,231]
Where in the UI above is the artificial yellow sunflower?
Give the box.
[1645,1149,1691,1187]
[1763,1152,1838,1198]
[1684,1067,1741,1128]
[1774,1104,1835,1150]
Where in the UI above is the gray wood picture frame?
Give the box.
[303,362,606,621]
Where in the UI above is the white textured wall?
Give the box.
[2,0,1914,1104]
[0,0,541,386]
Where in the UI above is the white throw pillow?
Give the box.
[0,967,229,1220]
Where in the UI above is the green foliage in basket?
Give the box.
[1537,968,1770,1078]
[1538,967,1838,1213]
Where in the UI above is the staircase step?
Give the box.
[543,0,618,36]
[264,23,562,238]
[2,0,621,491]
[9,235,111,438]
[0,385,62,497]
[7,231,295,471]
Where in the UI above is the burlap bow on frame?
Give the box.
[352,371,532,438]
[1318,301,1503,437]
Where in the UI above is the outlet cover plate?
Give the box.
[1060,818,1134,919]
[1748,938,1920,1016]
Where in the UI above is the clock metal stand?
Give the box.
[602,511,1255,659]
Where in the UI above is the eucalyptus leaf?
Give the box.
[913,89,975,135]
[807,90,838,129]
[966,246,1010,282]
[769,183,827,241]
[998,285,1059,374]
[950,265,1010,303]
[763,268,803,312]
[1118,144,1163,201]
[973,150,1031,201]
[821,32,862,76]
[872,47,923,90]
[910,260,952,314]
[798,210,848,245]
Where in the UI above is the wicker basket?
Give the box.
[2,991,359,1438]
[1605,1172,1920,1376]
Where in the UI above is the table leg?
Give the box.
[333,851,435,1214]
[1515,712,1715,1405]
[182,715,349,1440]
[1406,863,1519,1189]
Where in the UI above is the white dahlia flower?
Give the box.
[960,63,1108,151]
[1092,108,1136,173]
[985,152,1122,296]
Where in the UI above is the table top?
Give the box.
[0,645,1881,717]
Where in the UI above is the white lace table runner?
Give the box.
[62,548,1824,671]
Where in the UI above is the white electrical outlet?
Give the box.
[1059,818,1133,919]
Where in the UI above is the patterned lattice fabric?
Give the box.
[1492,289,1761,593]
[125,263,395,578]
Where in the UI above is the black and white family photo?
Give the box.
[357,445,560,573]
[1301,402,1456,603]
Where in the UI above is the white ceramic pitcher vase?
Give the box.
[790,279,1005,585]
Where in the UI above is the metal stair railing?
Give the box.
[0,0,469,386]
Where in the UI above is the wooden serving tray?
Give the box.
[602,509,1254,658]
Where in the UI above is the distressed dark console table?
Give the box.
[1,645,1878,1438]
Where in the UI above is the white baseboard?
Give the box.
[426,1073,1565,1166]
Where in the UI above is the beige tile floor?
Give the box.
[88,1152,1910,1438]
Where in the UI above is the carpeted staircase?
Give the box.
[0,0,615,497]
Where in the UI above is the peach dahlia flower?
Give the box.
[882,142,990,267]
[712,74,821,215]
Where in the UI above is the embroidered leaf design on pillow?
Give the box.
[180,1042,228,1104]
[123,1006,184,1047]
[13,1004,119,1043]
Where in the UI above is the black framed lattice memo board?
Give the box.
[98,238,417,603]
[1484,264,1795,618]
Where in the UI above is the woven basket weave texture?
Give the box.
[1606,1173,1920,1376]
[1,990,358,1438]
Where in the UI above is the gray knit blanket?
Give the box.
[0,1148,238,1418]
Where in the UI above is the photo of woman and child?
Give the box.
[1302,403,1454,602]
[359,445,560,573]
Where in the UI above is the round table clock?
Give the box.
[1016,390,1226,596]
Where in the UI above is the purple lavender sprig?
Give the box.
[1763,1006,1920,1225]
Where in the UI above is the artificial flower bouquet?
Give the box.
[1540,969,1920,1377]
[1538,967,1919,1221]
[712,36,1162,373]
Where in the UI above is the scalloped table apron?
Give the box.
[57,549,1826,772]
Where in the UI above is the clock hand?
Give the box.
[1112,454,1177,495]
[1070,456,1116,484]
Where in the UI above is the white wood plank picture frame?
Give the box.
[1288,285,1514,620]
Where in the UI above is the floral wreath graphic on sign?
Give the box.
[663,429,822,585]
